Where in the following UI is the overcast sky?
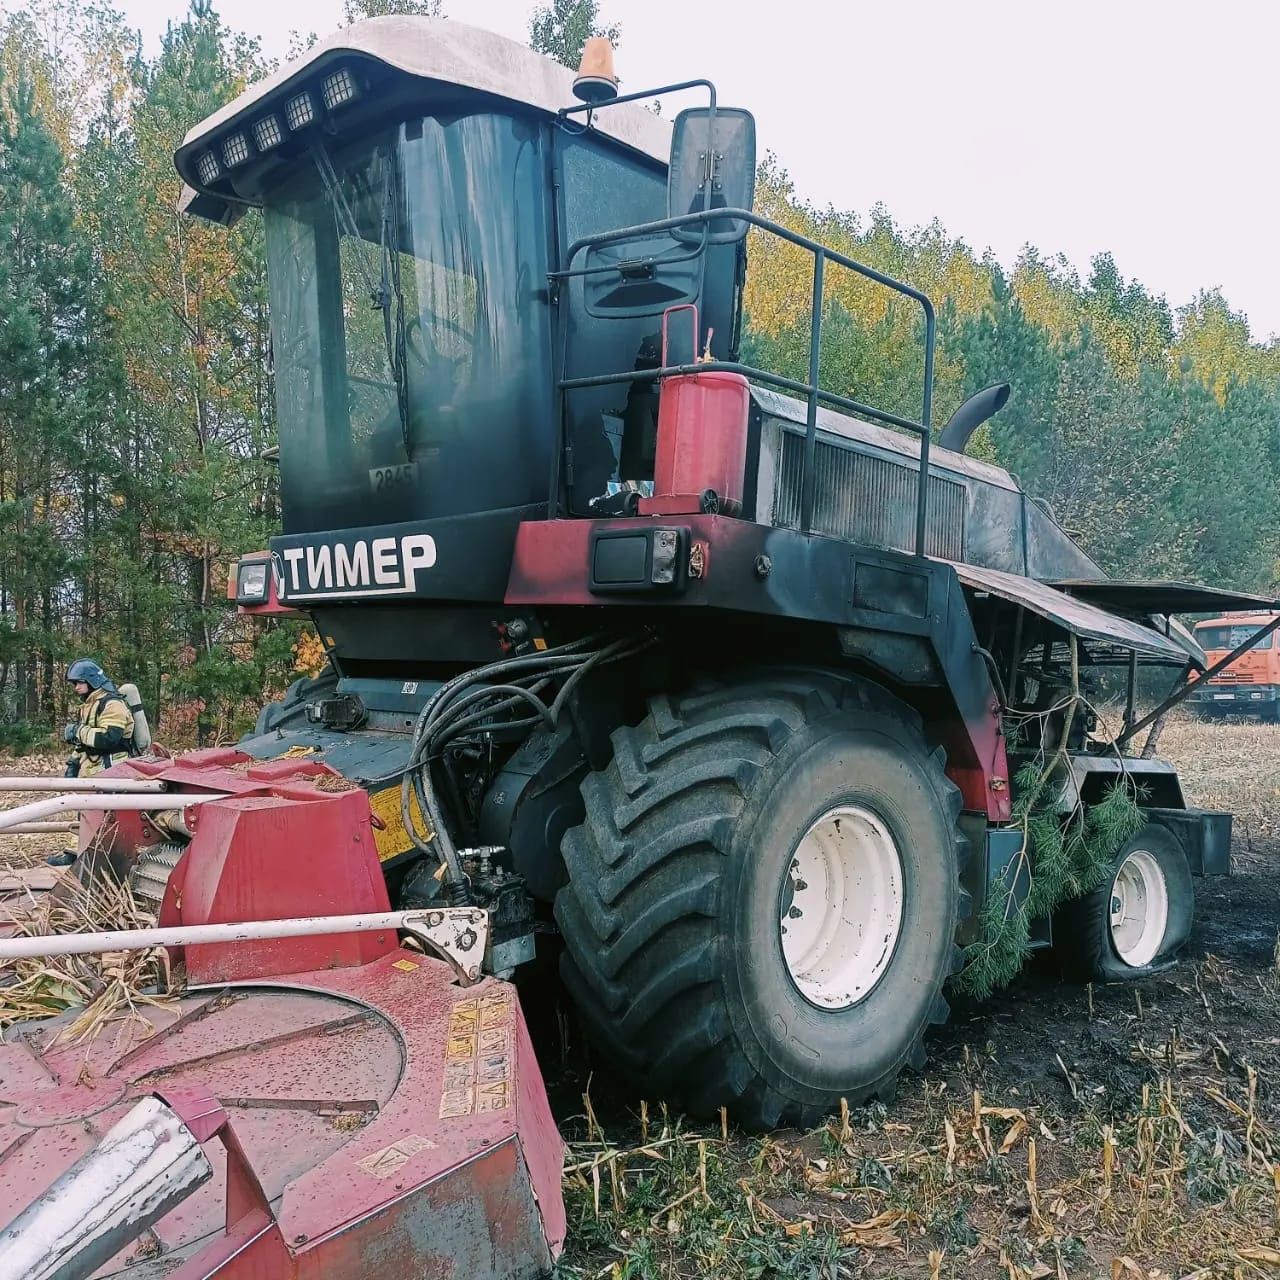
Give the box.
[114,0,1280,341]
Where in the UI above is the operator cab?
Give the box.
[175,20,748,537]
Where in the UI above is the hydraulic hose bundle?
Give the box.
[400,632,651,903]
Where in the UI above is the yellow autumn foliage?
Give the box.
[293,630,328,678]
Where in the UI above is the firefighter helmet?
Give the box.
[66,659,110,691]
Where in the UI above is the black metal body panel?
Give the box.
[751,388,1104,581]
[509,515,1010,821]
[236,722,415,787]
[1147,806,1233,877]
[271,506,538,605]
[1052,580,1280,615]
[1051,753,1186,810]
[314,605,515,675]
[477,725,586,902]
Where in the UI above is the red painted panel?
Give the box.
[166,788,394,983]
[70,756,395,978]
[0,954,564,1280]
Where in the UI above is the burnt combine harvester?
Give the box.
[3,17,1277,1278]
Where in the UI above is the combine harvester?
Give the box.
[2,18,1277,1277]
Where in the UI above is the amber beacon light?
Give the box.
[573,36,619,104]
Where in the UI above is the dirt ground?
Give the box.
[2,718,1279,1278]
[553,716,1280,1280]
[0,751,73,869]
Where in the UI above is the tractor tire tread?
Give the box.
[556,670,968,1128]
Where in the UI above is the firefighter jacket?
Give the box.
[71,687,134,775]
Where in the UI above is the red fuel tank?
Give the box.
[640,368,751,516]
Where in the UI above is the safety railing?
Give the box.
[551,206,936,556]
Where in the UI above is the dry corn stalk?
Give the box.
[0,856,173,1044]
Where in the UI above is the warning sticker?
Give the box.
[476,1081,510,1113]
[391,958,419,972]
[450,1000,479,1029]
[368,783,429,863]
[479,993,511,1029]
[356,1134,436,1179]
[440,1087,474,1119]
[479,1026,511,1056]
[439,989,514,1118]
[446,1031,477,1062]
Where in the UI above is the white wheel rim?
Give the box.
[779,804,905,1010]
[1108,848,1169,967]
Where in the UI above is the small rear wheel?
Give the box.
[1054,823,1193,981]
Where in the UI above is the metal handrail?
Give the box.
[552,205,936,555]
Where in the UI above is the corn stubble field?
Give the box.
[1,717,1278,1280]
[551,718,1280,1280]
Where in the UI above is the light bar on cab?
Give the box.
[285,91,316,131]
[322,66,359,110]
[191,63,366,193]
[252,114,284,152]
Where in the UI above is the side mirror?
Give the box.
[668,106,756,245]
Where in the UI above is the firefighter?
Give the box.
[62,659,135,777]
[48,660,137,868]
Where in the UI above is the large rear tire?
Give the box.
[554,672,969,1129]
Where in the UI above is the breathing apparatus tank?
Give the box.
[118,682,152,753]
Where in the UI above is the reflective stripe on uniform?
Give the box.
[74,688,135,771]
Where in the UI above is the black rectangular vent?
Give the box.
[774,432,966,561]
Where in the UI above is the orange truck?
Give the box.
[1191,612,1280,719]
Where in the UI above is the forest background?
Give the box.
[1,0,1276,748]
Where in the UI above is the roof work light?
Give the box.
[322,66,359,110]
[285,91,316,131]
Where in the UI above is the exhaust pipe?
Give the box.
[0,1096,212,1280]
[938,382,1011,454]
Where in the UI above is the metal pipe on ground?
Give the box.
[1,822,79,834]
[0,778,168,794]
[0,1095,212,1280]
[0,907,492,984]
[0,794,226,836]
[0,909,440,960]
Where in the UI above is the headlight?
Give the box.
[195,150,221,185]
[285,91,315,131]
[322,66,359,110]
[237,561,269,604]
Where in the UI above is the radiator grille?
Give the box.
[773,432,966,560]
